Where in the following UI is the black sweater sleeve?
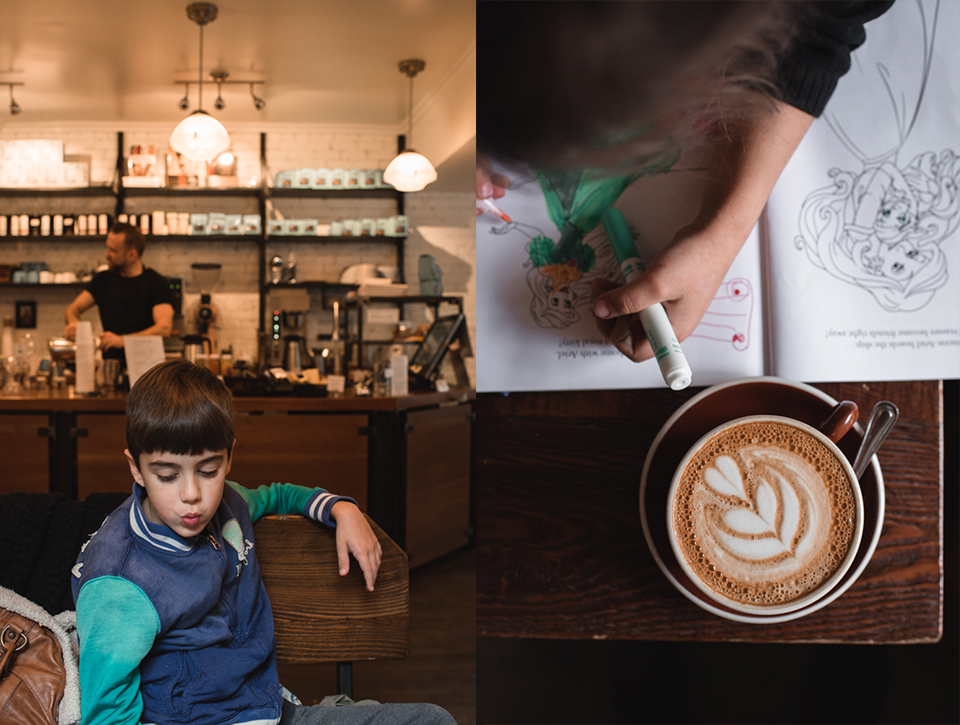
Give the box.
[776,0,896,117]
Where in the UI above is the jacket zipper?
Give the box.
[207,533,222,551]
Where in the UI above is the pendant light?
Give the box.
[169,3,230,162]
[383,59,437,193]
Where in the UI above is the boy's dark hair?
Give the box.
[110,222,146,258]
[126,359,235,469]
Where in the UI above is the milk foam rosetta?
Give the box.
[672,420,858,607]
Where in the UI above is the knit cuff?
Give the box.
[303,491,357,527]
[776,50,843,118]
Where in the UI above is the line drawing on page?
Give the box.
[486,219,619,329]
[794,0,959,312]
[689,278,755,351]
[486,212,756,350]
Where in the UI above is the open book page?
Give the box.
[476,155,765,393]
[764,0,960,382]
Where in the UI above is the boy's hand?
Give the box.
[330,501,382,591]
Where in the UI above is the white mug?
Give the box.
[666,412,864,616]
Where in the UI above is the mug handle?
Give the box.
[818,400,859,443]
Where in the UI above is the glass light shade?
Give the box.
[382,150,437,192]
[169,110,231,162]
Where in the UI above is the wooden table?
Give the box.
[476,381,943,644]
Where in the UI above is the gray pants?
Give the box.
[279,697,456,725]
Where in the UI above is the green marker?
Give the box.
[601,208,692,391]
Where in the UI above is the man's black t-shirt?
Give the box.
[86,268,174,359]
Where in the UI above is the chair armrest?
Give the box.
[254,514,409,665]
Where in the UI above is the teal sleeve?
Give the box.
[76,577,160,725]
[226,480,356,527]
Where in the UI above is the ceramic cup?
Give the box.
[666,410,864,616]
[640,376,885,624]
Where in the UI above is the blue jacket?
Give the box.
[72,481,352,725]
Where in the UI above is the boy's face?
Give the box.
[125,446,233,538]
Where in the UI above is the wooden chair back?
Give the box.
[254,514,409,697]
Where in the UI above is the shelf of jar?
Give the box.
[266,188,398,199]
[0,187,116,197]
[345,295,463,305]
[121,187,262,197]
[265,234,407,241]
[264,281,359,291]
[0,282,86,288]
[145,234,255,243]
[0,235,107,243]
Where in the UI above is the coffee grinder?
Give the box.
[191,263,221,351]
[163,276,185,352]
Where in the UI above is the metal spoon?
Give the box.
[852,401,899,479]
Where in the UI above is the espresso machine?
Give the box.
[280,310,315,374]
[265,288,312,370]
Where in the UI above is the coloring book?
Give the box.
[476,0,959,392]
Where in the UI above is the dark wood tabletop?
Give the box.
[476,380,943,644]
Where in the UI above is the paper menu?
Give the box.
[123,336,167,389]
[763,0,960,382]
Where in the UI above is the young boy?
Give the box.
[71,359,455,725]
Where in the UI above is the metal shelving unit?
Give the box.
[1,131,410,349]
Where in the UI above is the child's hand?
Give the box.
[330,501,382,591]
[477,152,511,215]
[590,221,733,362]
[590,101,816,362]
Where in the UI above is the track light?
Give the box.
[171,36,264,115]
[4,83,23,115]
[175,79,265,112]
[212,71,226,110]
[250,84,266,110]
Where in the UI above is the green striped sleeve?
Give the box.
[226,480,355,526]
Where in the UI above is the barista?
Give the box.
[64,223,174,361]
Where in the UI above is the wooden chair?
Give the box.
[253,514,410,699]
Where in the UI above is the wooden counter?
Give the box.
[0,386,475,567]
[0,387,474,412]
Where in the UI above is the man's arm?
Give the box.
[99,303,174,351]
[64,290,96,340]
[76,577,160,725]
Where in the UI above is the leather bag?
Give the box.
[0,587,79,725]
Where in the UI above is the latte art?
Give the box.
[672,420,858,608]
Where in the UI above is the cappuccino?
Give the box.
[671,418,858,609]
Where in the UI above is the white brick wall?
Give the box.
[0,122,476,386]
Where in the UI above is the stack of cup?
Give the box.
[75,321,96,395]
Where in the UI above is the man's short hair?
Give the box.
[110,222,146,258]
[126,359,235,469]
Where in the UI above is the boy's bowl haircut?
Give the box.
[126,359,236,468]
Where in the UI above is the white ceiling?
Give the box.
[0,0,475,130]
